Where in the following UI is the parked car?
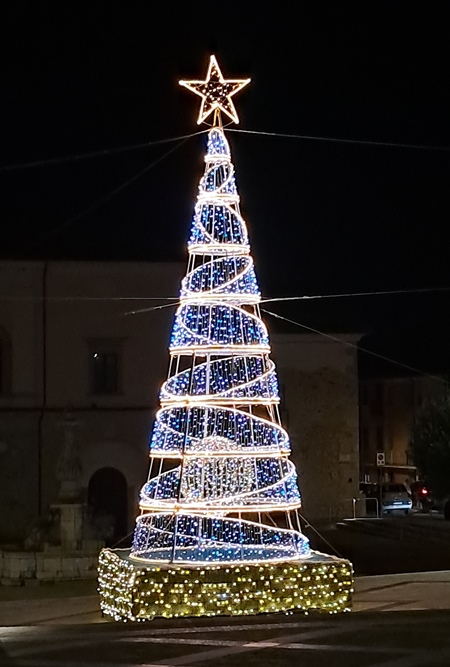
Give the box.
[380,483,412,515]
[359,482,412,515]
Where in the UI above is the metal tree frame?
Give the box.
[98,58,353,621]
[130,122,310,567]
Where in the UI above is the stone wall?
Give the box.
[0,545,101,584]
[0,411,40,542]
[272,333,361,523]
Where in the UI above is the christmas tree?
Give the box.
[98,56,353,621]
[130,62,309,566]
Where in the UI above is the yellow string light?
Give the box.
[98,549,353,622]
[179,55,250,125]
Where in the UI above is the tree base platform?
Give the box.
[98,548,353,621]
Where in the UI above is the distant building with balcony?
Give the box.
[359,375,441,485]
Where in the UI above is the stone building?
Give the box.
[0,260,183,544]
[0,260,362,544]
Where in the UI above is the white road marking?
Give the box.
[120,634,416,655]
[119,637,240,647]
[147,623,373,665]
[123,619,338,635]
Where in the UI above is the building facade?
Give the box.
[0,260,183,543]
[0,261,362,543]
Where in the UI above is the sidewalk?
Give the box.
[1,571,450,625]
[353,570,450,612]
[0,580,101,625]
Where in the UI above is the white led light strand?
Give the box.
[130,125,310,565]
[98,59,354,625]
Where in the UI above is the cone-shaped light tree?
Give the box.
[131,55,309,565]
[98,56,353,621]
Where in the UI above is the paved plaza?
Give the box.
[1,571,450,666]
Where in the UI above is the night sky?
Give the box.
[1,3,449,374]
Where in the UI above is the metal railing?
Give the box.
[329,496,380,522]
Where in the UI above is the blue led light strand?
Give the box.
[130,125,310,565]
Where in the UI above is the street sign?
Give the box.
[376,452,385,466]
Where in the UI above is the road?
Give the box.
[2,610,450,667]
[2,570,450,666]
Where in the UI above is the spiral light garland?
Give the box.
[99,57,353,622]
[130,126,310,565]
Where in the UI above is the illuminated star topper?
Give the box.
[179,55,250,125]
